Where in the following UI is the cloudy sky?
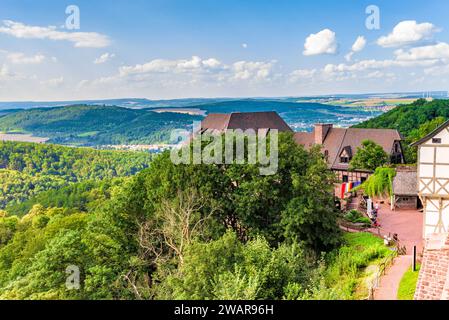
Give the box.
[0,0,449,101]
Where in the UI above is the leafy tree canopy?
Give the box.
[349,140,389,171]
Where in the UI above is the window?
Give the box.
[395,143,400,153]
[324,150,329,161]
[339,146,352,163]
[432,138,442,144]
[342,175,349,183]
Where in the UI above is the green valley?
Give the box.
[0,105,202,146]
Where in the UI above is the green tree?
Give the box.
[158,231,315,300]
[349,140,389,171]
[281,147,341,252]
[404,116,447,163]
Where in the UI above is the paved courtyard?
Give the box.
[369,203,424,255]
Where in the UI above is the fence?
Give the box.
[366,238,405,300]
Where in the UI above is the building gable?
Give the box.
[411,119,449,147]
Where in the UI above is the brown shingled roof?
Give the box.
[201,111,293,132]
[393,167,418,196]
[294,126,402,170]
[200,113,231,131]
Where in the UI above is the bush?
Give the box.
[344,210,363,223]
[353,217,372,227]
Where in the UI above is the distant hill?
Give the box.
[0,101,385,145]
[353,99,449,163]
[0,105,202,146]
[352,99,449,136]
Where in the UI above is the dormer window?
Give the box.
[339,146,352,164]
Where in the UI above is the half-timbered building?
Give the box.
[411,120,449,238]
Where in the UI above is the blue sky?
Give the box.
[0,0,449,100]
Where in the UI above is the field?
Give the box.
[0,133,49,143]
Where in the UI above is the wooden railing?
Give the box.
[366,237,406,300]
[367,249,398,300]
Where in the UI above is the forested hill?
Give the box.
[352,99,449,163]
[352,99,449,135]
[0,141,152,208]
[0,105,202,146]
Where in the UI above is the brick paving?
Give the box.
[369,203,424,255]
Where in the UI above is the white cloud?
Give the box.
[119,56,225,77]
[345,36,367,61]
[424,64,449,76]
[202,58,222,68]
[40,76,64,87]
[0,20,111,48]
[84,56,276,94]
[303,29,338,56]
[394,42,449,61]
[324,58,439,75]
[0,64,13,80]
[352,36,367,52]
[377,20,439,48]
[232,60,275,81]
[6,52,46,64]
[242,43,248,49]
[289,69,317,82]
[344,52,354,62]
[94,52,116,64]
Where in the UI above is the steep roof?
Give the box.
[393,167,418,196]
[201,111,293,133]
[200,113,231,131]
[295,127,402,170]
[410,119,449,147]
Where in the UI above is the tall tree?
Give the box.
[349,140,389,171]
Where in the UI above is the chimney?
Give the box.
[314,124,333,145]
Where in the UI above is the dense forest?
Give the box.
[0,105,201,146]
[0,141,152,208]
[353,99,449,162]
[0,133,392,299]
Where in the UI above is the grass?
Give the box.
[311,232,392,300]
[397,264,420,300]
[77,131,99,137]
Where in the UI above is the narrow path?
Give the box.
[374,255,412,300]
